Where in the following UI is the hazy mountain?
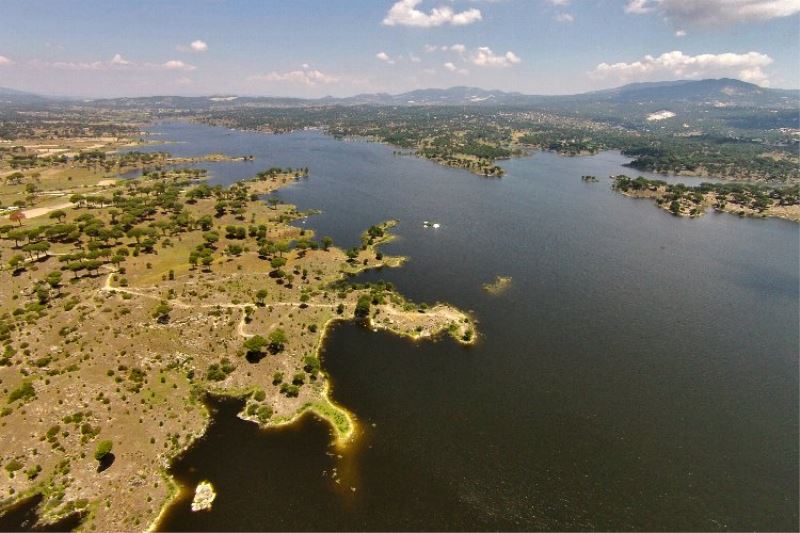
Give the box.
[1,79,796,111]
[0,87,50,106]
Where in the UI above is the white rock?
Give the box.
[191,481,217,512]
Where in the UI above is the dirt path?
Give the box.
[99,272,334,339]
[3,201,74,220]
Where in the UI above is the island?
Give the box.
[612,175,800,222]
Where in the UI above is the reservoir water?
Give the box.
[140,123,797,531]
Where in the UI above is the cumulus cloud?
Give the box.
[469,47,521,67]
[376,51,395,64]
[624,0,800,25]
[111,53,132,65]
[382,0,482,27]
[0,55,12,66]
[177,40,208,53]
[190,40,208,52]
[554,12,575,22]
[590,50,774,86]
[675,29,686,36]
[547,0,571,5]
[249,67,339,86]
[426,44,521,68]
[163,59,196,71]
[444,62,469,75]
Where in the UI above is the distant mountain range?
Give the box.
[1,79,797,111]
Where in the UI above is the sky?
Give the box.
[0,0,798,98]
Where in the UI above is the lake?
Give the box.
[136,122,797,531]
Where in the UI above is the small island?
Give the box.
[190,481,216,512]
[482,275,512,295]
[612,175,800,222]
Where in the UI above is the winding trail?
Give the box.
[99,271,335,339]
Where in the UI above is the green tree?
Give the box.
[152,300,172,323]
[255,288,268,306]
[355,295,371,318]
[49,210,67,222]
[243,335,268,361]
[268,329,287,353]
[94,440,113,461]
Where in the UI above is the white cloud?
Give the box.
[382,0,482,27]
[624,0,800,25]
[624,0,653,14]
[163,59,196,71]
[34,55,195,72]
[469,46,521,67]
[424,44,439,53]
[547,0,571,5]
[376,51,395,64]
[177,40,208,53]
[444,61,469,75]
[409,53,422,63]
[249,67,339,86]
[190,40,208,52]
[0,55,12,66]
[590,50,774,86]
[554,12,575,22]
[675,29,686,36]
[111,53,132,66]
[449,43,467,54]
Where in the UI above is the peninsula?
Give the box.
[0,147,475,530]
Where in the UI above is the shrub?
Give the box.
[94,440,113,461]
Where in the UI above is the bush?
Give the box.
[355,295,371,318]
[94,440,113,461]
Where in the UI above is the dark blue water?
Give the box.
[144,122,798,531]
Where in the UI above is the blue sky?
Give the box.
[0,0,797,97]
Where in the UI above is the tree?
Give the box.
[7,254,25,273]
[9,210,25,226]
[303,356,320,374]
[203,231,219,247]
[152,300,172,324]
[243,335,268,362]
[255,289,268,306]
[355,295,371,318]
[270,256,287,269]
[322,236,333,251]
[49,210,67,223]
[226,244,243,257]
[268,329,287,353]
[94,440,113,461]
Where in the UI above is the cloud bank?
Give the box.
[591,50,774,86]
[625,0,800,25]
[249,67,339,86]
